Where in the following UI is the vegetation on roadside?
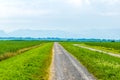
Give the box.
[75,43,120,54]
[84,42,120,50]
[0,40,44,55]
[0,40,46,61]
[60,42,120,80]
[0,43,53,80]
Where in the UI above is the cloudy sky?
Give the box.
[0,0,120,39]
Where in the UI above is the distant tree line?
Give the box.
[0,37,119,42]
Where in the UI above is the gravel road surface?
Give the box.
[50,43,96,80]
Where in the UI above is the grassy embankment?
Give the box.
[0,43,53,80]
[0,40,45,60]
[60,42,120,80]
[82,42,120,54]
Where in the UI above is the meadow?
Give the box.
[0,40,44,55]
[0,42,53,80]
[60,42,120,80]
[84,42,120,50]
[82,42,120,54]
[0,40,120,80]
[0,40,45,60]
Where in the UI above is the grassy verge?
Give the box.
[77,43,120,54]
[0,40,46,61]
[0,42,53,80]
[0,40,44,55]
[83,42,120,50]
[83,42,120,54]
[60,42,120,80]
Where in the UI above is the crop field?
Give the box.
[60,42,120,80]
[0,42,53,80]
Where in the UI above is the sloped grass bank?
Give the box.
[0,40,44,55]
[60,42,120,80]
[0,43,53,80]
[84,42,120,50]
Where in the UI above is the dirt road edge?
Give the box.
[49,44,55,80]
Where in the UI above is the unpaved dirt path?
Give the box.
[50,42,96,80]
[74,44,120,58]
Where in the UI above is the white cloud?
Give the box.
[67,0,83,7]
[0,7,50,18]
[65,0,120,7]
[0,0,51,18]
[66,0,91,7]
[1,0,119,18]
[88,0,120,16]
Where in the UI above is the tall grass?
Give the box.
[0,43,53,80]
[61,42,120,80]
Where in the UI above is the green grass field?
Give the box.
[84,42,120,50]
[0,40,46,61]
[0,40,44,55]
[0,41,120,80]
[67,42,120,54]
[60,42,120,80]
[81,42,120,54]
[0,42,53,80]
